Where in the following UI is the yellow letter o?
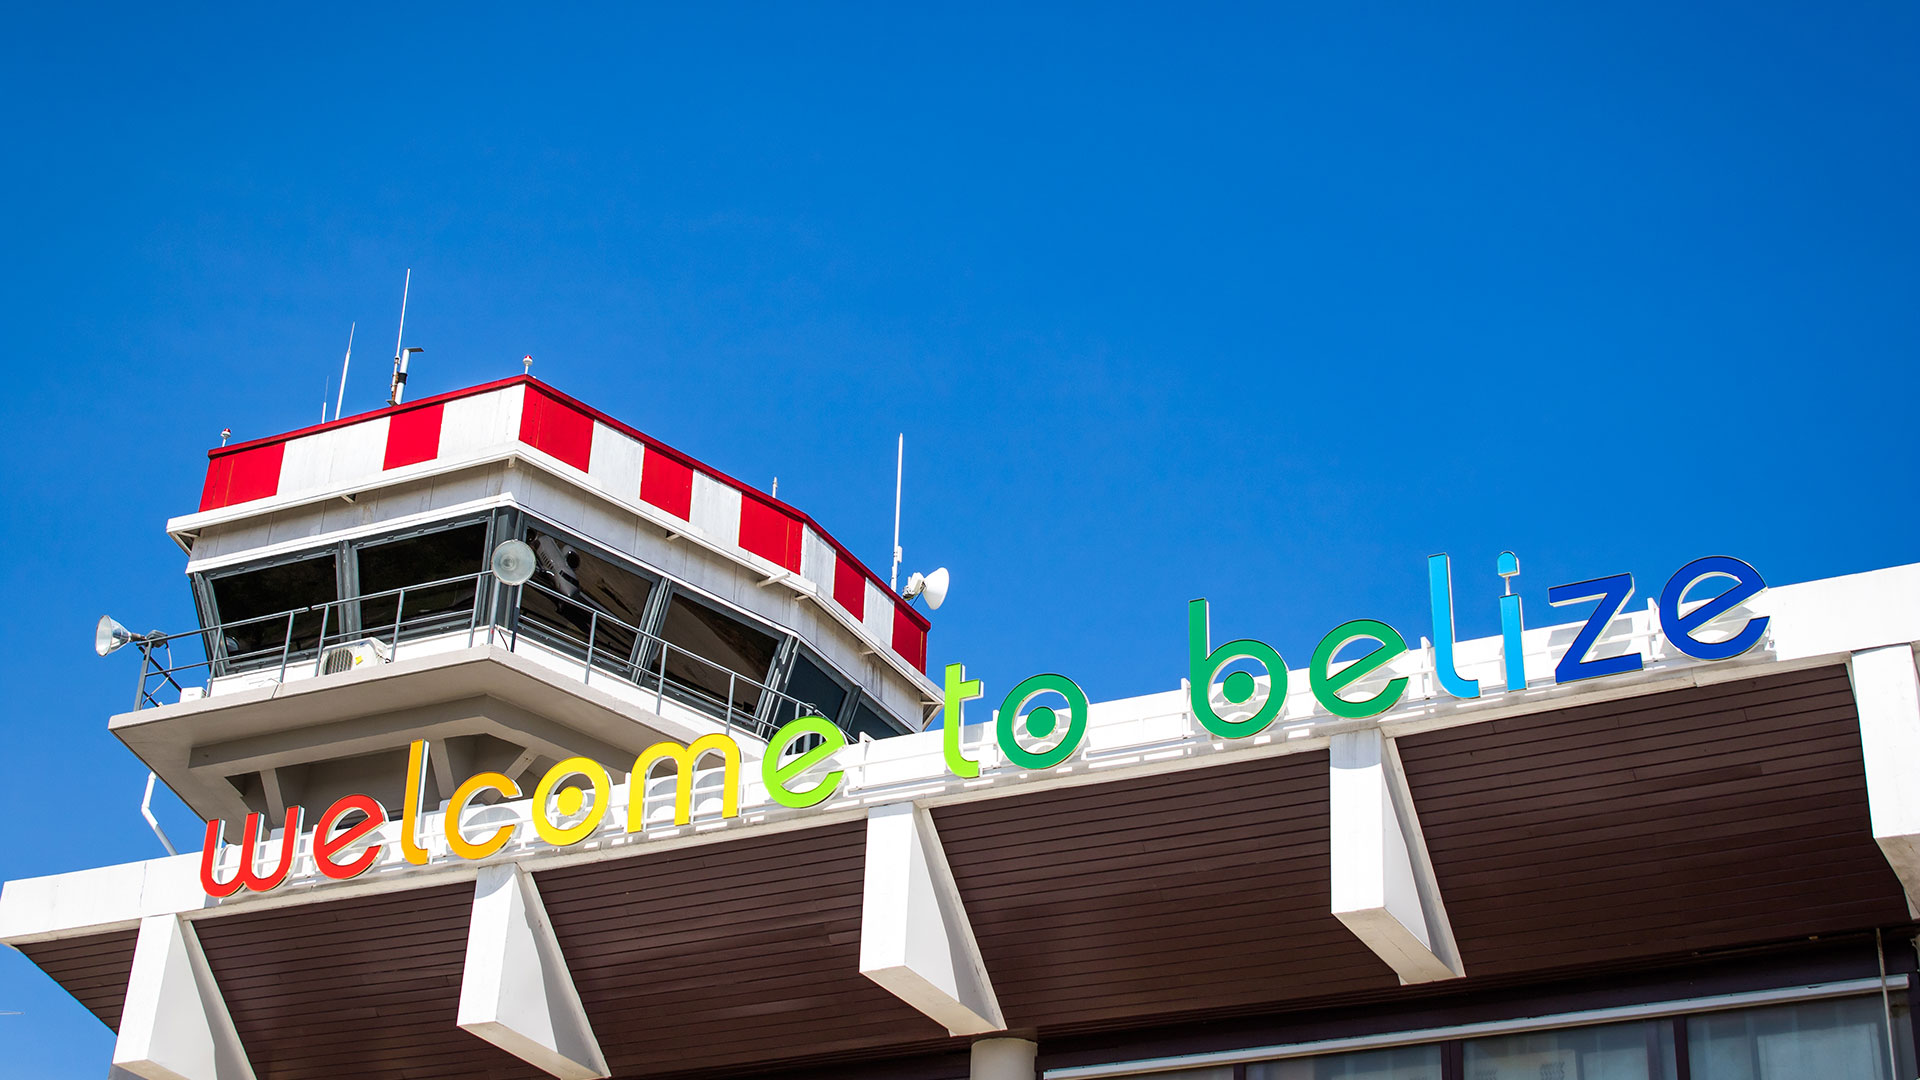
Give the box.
[532,757,610,847]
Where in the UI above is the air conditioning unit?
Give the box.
[319,638,391,676]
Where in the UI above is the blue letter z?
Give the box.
[1547,573,1643,684]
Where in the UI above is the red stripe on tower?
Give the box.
[518,385,594,471]
[832,556,866,620]
[383,403,444,470]
[198,442,285,512]
[640,452,694,519]
[738,495,804,572]
[892,604,927,671]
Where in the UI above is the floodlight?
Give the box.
[492,540,538,586]
[903,567,950,610]
[95,615,136,657]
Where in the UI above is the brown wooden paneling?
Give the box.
[933,750,1400,1032]
[18,928,138,1032]
[193,882,546,1080]
[1398,664,1912,978]
[536,819,957,1078]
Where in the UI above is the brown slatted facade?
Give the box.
[17,928,139,1032]
[933,750,1400,1032]
[193,882,545,1080]
[1397,663,1912,978]
[537,819,956,1077]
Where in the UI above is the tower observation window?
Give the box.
[658,590,780,717]
[775,648,851,728]
[518,526,653,677]
[356,522,489,635]
[208,553,338,663]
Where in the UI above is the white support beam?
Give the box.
[1329,729,1463,984]
[457,864,609,1080]
[1848,645,1920,917]
[859,802,1006,1036]
[112,914,256,1080]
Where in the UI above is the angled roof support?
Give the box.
[1329,728,1465,983]
[458,863,610,1080]
[112,913,256,1080]
[1848,645,1920,917]
[859,802,1006,1035]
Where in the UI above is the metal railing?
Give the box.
[129,571,829,742]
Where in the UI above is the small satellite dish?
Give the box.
[491,540,538,586]
[903,567,950,610]
[95,615,135,657]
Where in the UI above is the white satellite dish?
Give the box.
[95,615,136,657]
[491,539,538,586]
[903,567,950,610]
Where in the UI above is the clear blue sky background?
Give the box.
[2,4,1916,1073]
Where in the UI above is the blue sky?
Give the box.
[2,4,1916,1073]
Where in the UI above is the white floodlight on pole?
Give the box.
[902,567,950,610]
[95,615,138,657]
[491,540,538,586]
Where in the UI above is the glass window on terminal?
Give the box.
[206,551,339,665]
[773,647,851,729]
[658,588,780,718]
[517,526,652,678]
[355,522,489,637]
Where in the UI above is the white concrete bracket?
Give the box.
[859,802,1006,1036]
[1329,728,1464,983]
[1848,645,1920,918]
[112,913,256,1080]
[457,864,610,1080]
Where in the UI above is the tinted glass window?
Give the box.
[518,527,652,676]
[1689,994,1911,1080]
[850,697,907,741]
[357,523,488,634]
[659,591,780,716]
[210,554,338,662]
[1250,1045,1442,1079]
[1465,1020,1676,1080]
[775,649,849,728]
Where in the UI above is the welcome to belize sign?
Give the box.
[199,552,1769,898]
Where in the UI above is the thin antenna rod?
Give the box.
[389,270,414,406]
[334,322,355,420]
[392,270,410,369]
[890,433,904,591]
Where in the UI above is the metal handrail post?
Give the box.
[509,584,523,653]
[584,611,599,685]
[389,587,407,655]
[276,610,297,684]
[312,603,331,676]
[134,644,151,711]
[725,672,737,735]
[656,641,668,714]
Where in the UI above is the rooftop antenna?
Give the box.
[522,354,533,376]
[890,433,904,591]
[220,428,232,446]
[388,270,422,406]
[333,322,355,420]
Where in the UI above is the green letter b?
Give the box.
[1188,599,1287,739]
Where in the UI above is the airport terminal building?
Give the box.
[6,376,1920,1080]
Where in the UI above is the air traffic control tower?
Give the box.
[116,375,938,830]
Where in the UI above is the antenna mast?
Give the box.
[890,433,904,591]
[333,322,355,420]
[388,270,416,406]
